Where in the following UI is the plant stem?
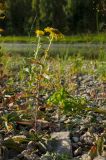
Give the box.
[43,37,53,63]
[34,80,40,132]
[34,36,41,59]
[47,37,53,52]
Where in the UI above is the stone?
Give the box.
[48,131,72,158]
[79,126,88,135]
[81,154,91,160]
[72,136,79,143]
[27,141,36,150]
[80,132,94,145]
[60,115,66,122]
[21,149,40,160]
[102,150,106,157]
[93,156,106,160]
[17,153,24,159]
[74,147,82,156]
[72,143,79,150]
[40,152,53,160]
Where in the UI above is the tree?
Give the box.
[70,0,93,33]
[1,0,106,35]
[31,0,40,31]
[5,0,32,35]
[39,0,67,32]
[0,1,6,36]
[92,0,106,32]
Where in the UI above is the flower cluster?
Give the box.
[44,27,63,40]
[0,28,4,32]
[35,27,63,40]
[35,30,44,37]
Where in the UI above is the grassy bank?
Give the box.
[0,33,106,43]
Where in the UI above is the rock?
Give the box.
[77,142,83,146]
[72,136,79,143]
[60,115,66,122]
[40,153,53,160]
[93,156,106,160]
[74,147,82,156]
[72,143,79,150]
[80,132,94,145]
[48,131,72,158]
[64,118,71,124]
[102,150,106,157]
[17,153,24,159]
[79,126,88,135]
[96,116,102,122]
[83,116,93,124]
[81,153,91,160]
[36,119,50,130]
[21,149,40,160]
[102,120,106,126]
[27,141,36,150]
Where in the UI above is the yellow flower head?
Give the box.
[44,27,52,33]
[35,29,44,37]
[0,28,4,32]
[44,27,63,40]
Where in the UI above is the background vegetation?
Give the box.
[0,0,106,36]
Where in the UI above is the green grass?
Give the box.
[0,36,37,43]
[0,32,106,43]
[63,33,106,43]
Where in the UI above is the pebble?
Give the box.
[27,141,36,150]
[79,126,88,135]
[81,153,91,160]
[50,131,72,157]
[80,132,94,145]
[72,136,79,143]
[72,143,79,150]
[21,149,40,160]
[93,156,106,160]
[75,74,105,107]
[40,154,52,160]
[74,147,82,156]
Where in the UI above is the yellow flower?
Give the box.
[44,27,63,40]
[35,29,44,37]
[0,28,4,32]
[44,27,52,33]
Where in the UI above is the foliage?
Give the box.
[1,112,19,132]
[0,33,106,43]
[41,152,71,160]
[0,0,106,35]
[47,87,87,114]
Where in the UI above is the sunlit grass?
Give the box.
[0,32,106,43]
